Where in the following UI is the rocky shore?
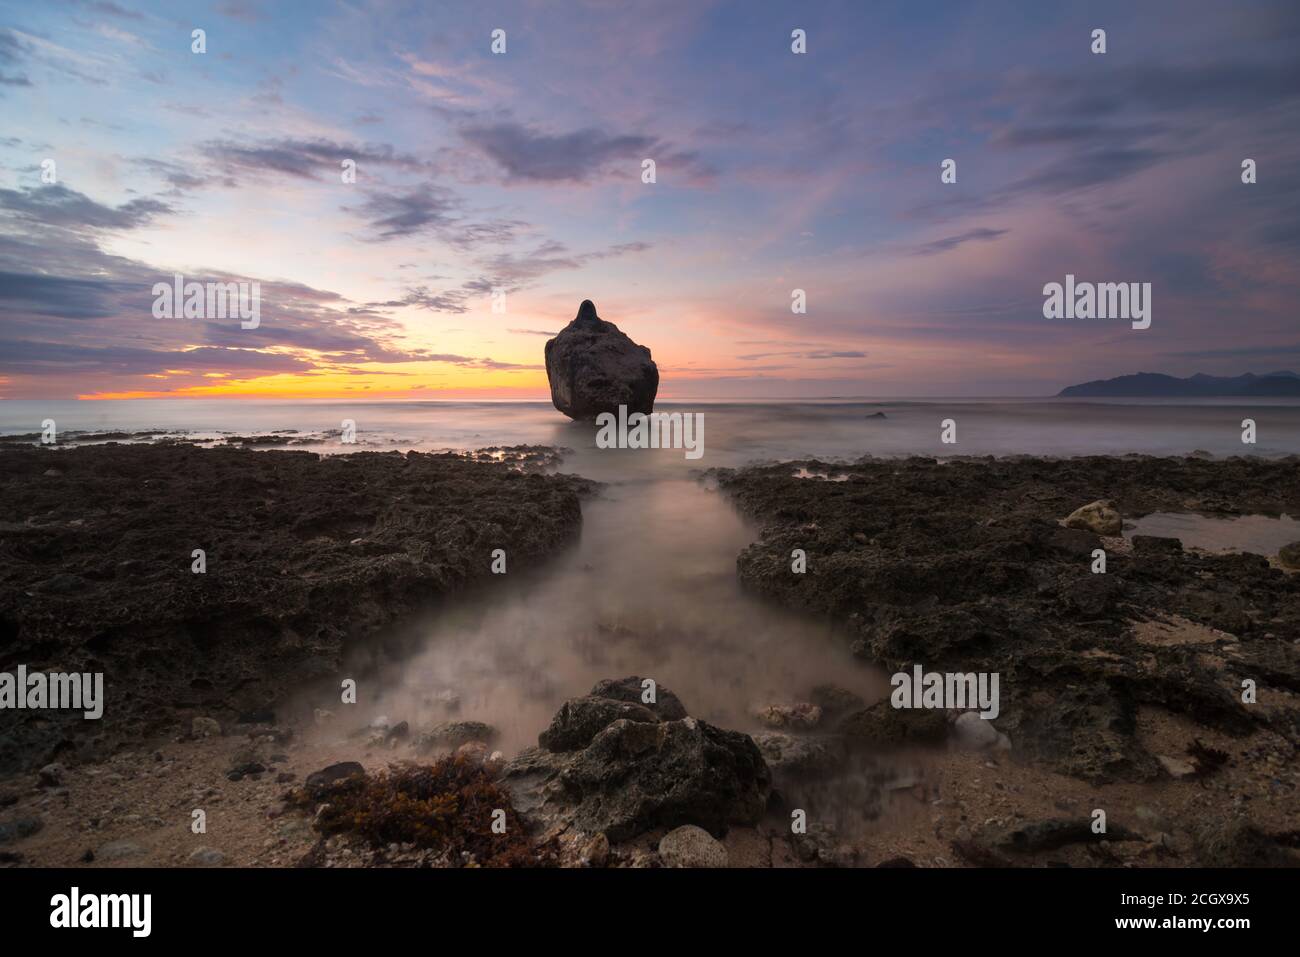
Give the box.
[3,445,1298,868]
[0,443,593,774]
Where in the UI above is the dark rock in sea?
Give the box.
[544,300,659,420]
[559,716,770,841]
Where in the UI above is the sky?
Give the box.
[0,0,1297,400]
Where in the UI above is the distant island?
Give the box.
[1058,371,1300,397]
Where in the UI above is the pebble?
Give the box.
[192,717,222,738]
[188,847,225,867]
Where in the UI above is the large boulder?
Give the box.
[544,300,659,420]
[559,717,770,840]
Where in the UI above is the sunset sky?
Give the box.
[1,0,1298,400]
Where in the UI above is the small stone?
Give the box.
[658,825,728,868]
[188,847,225,867]
[952,712,999,750]
[1157,755,1197,779]
[37,763,64,787]
[97,840,143,861]
[1064,500,1122,537]
[191,716,222,738]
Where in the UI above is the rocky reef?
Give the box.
[714,454,1300,785]
[0,443,592,774]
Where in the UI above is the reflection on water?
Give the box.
[1126,512,1300,556]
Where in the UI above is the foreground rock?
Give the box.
[544,300,659,420]
[0,443,591,774]
[503,677,770,841]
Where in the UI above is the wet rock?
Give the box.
[415,721,497,753]
[1064,500,1122,536]
[588,676,688,720]
[658,824,728,868]
[544,300,659,420]
[539,696,659,752]
[559,717,770,841]
[839,701,947,750]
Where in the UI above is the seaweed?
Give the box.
[289,755,560,867]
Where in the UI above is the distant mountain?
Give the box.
[1058,371,1300,397]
